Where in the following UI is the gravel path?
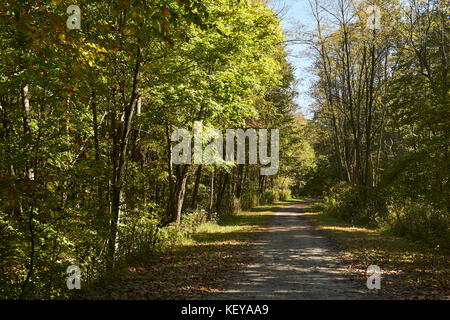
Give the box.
[210,199,375,300]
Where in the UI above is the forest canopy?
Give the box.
[0,0,448,300]
[0,0,311,298]
[303,0,448,247]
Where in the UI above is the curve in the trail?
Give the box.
[210,199,375,300]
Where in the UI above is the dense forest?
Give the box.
[0,0,448,299]
[303,0,449,247]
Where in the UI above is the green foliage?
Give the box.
[259,189,279,205]
[304,203,449,299]
[384,202,449,249]
[278,189,291,201]
[118,203,162,259]
[321,182,360,222]
[157,225,187,248]
[218,190,239,216]
[322,182,449,249]
[0,0,303,299]
[240,193,258,211]
[304,0,448,252]
[181,209,209,236]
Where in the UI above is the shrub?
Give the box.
[240,181,259,210]
[386,201,449,248]
[118,203,161,258]
[278,189,291,201]
[217,191,239,216]
[260,189,279,205]
[241,192,258,210]
[181,209,208,235]
[321,182,360,222]
[321,181,449,249]
[158,224,186,247]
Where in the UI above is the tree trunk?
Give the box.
[91,91,104,215]
[165,121,175,223]
[235,164,244,199]
[173,164,190,224]
[108,46,142,270]
[209,168,214,212]
[191,164,202,209]
[216,172,229,213]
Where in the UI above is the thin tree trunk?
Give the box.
[235,164,244,198]
[216,172,229,213]
[191,164,202,209]
[209,168,214,212]
[108,46,142,270]
[91,91,104,215]
[174,164,190,224]
[165,121,175,222]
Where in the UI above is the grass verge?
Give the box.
[302,202,449,300]
[81,200,298,299]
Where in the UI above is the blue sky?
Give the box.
[268,0,316,119]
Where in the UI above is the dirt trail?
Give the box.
[210,199,375,300]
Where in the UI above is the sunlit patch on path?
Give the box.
[209,199,376,300]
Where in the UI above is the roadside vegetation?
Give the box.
[297,0,449,299]
[1,0,448,300]
[303,202,449,300]
[78,200,296,300]
[0,0,309,299]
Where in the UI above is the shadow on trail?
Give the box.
[207,199,375,300]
